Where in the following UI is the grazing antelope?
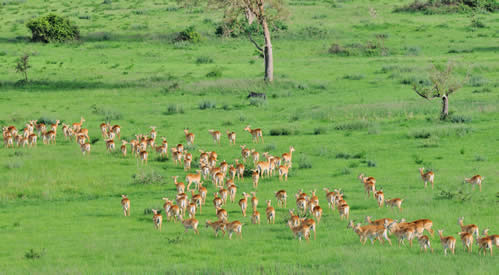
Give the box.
[288,220,311,242]
[250,192,258,212]
[457,217,479,238]
[185,170,201,191]
[374,189,384,208]
[105,139,115,152]
[228,184,237,204]
[251,169,259,189]
[275,190,287,208]
[227,131,236,145]
[216,207,228,222]
[181,218,199,234]
[458,232,474,253]
[251,211,261,225]
[417,235,433,253]
[240,145,251,163]
[281,146,295,167]
[225,221,243,240]
[278,165,289,181]
[438,230,456,255]
[477,235,493,256]
[385,198,403,211]
[80,142,91,155]
[121,195,130,216]
[72,117,85,132]
[238,192,250,217]
[482,228,499,248]
[208,130,221,144]
[419,167,435,189]
[152,209,162,231]
[312,206,323,224]
[184,129,195,145]
[464,175,483,192]
[265,200,275,224]
[244,125,264,144]
[205,220,226,237]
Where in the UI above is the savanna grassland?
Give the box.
[0,0,498,273]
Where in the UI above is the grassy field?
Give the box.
[0,0,498,273]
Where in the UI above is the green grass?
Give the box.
[0,0,498,273]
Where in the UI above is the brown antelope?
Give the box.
[265,200,275,224]
[275,190,287,208]
[172,176,185,194]
[250,192,258,212]
[477,235,493,256]
[417,235,433,253]
[149,126,157,140]
[251,211,261,225]
[323,188,337,210]
[162,198,172,220]
[385,198,403,211]
[312,206,323,224]
[213,193,223,211]
[176,143,184,153]
[105,139,115,152]
[278,165,289,181]
[288,220,311,242]
[358,174,376,198]
[172,149,183,166]
[49,120,60,133]
[187,202,197,218]
[256,158,271,178]
[120,140,128,157]
[348,220,390,245]
[458,232,474,253]
[3,133,13,148]
[225,220,243,240]
[482,228,499,248]
[208,130,221,144]
[251,150,260,166]
[152,209,163,231]
[419,167,435,189]
[80,142,91,155]
[100,123,108,138]
[28,134,37,147]
[228,165,236,181]
[185,170,201,191]
[139,150,148,165]
[214,172,225,188]
[155,143,168,159]
[464,175,483,192]
[374,189,384,208]
[244,125,264,143]
[35,123,45,137]
[365,216,395,229]
[72,117,85,132]
[408,219,434,237]
[296,195,308,217]
[184,129,195,145]
[205,220,226,237]
[238,192,250,217]
[190,190,203,214]
[281,146,295,167]
[457,217,479,238]
[198,182,207,204]
[181,218,199,234]
[438,230,456,255]
[176,194,188,217]
[240,145,251,163]
[109,124,121,139]
[216,207,228,222]
[228,184,237,203]
[76,128,90,141]
[227,131,236,145]
[251,169,259,189]
[169,205,181,222]
[338,202,349,220]
[43,130,56,144]
[386,222,414,247]
[288,209,300,227]
[184,157,192,171]
[218,187,228,205]
[301,218,317,240]
[121,195,130,216]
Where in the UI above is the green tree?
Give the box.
[15,54,31,82]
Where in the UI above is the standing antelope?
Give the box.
[208,130,221,144]
[228,184,237,203]
[250,192,258,213]
[438,230,456,255]
[296,194,308,217]
[281,146,295,167]
[184,170,201,192]
[121,195,130,216]
[238,192,250,217]
[266,200,275,224]
[205,220,226,237]
[100,123,108,138]
[275,190,287,208]
[338,202,349,220]
[198,182,207,204]
[152,209,163,231]
[218,187,228,205]
[188,202,197,218]
[105,139,115,152]
[464,175,483,192]
[251,150,260,166]
[80,142,91,155]
[120,140,128,157]
[139,150,148,165]
[216,207,228,222]
[172,176,185,194]
[301,218,317,240]
[482,228,499,248]
[251,169,259,188]
[457,217,479,238]
[288,221,311,242]
[225,221,243,240]
[184,129,195,145]
[419,167,435,189]
[358,174,376,198]
[181,218,199,234]
[278,165,289,181]
[288,209,300,227]
[385,198,403,211]
[227,131,236,145]
[240,145,251,163]
[251,211,261,225]
[477,235,493,256]
[109,124,121,139]
[72,117,85,132]
[417,235,433,253]
[374,189,384,208]
[323,188,337,210]
[458,232,474,253]
[312,206,323,224]
[244,125,264,143]
[213,193,223,212]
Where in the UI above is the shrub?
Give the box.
[165,104,184,115]
[15,53,31,82]
[91,105,122,121]
[313,127,326,135]
[367,160,377,167]
[215,16,287,38]
[474,155,486,161]
[175,26,201,43]
[199,100,216,110]
[298,154,312,169]
[335,152,351,159]
[26,14,80,43]
[25,248,45,260]
[131,170,164,185]
[269,128,293,136]
[196,56,214,64]
[343,74,364,80]
[409,129,431,139]
[334,121,369,131]
[249,97,266,107]
[263,144,276,152]
[394,0,499,13]
[449,114,471,123]
[468,75,488,87]
[206,67,222,78]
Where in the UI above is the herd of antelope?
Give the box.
[2,119,494,255]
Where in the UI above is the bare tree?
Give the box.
[210,0,288,82]
[15,53,31,82]
[412,62,467,120]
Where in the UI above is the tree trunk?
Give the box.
[261,19,273,82]
[440,94,449,120]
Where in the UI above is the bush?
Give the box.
[409,129,432,139]
[26,14,80,43]
[334,121,369,131]
[131,170,164,185]
[298,154,312,169]
[206,67,222,78]
[25,248,45,260]
[249,97,266,107]
[165,104,184,115]
[199,100,216,110]
[263,144,276,152]
[196,56,214,64]
[215,16,287,38]
[269,128,294,136]
[395,0,499,14]
[313,127,326,135]
[449,114,471,123]
[175,26,201,43]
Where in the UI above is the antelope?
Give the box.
[185,170,201,191]
[181,218,199,234]
[387,222,414,247]
[365,216,395,229]
[43,130,56,144]
[464,175,483,192]
[184,157,192,171]
[184,129,195,145]
[251,169,259,189]
[205,220,226,237]
[251,211,261,224]
[238,192,250,217]
[190,190,203,214]
[250,192,258,212]
[338,202,349,220]
[72,117,85,132]
[265,200,275,224]
[216,207,228,222]
[76,128,90,141]
[172,149,183,166]
[385,198,403,211]
[80,142,91,155]
[152,209,162,231]
[176,143,184,153]
[225,220,243,240]
[198,182,207,204]
[162,198,172,220]
[281,146,295,167]
[438,230,456,255]
[288,220,311,242]
[172,176,185,194]
[28,134,37,147]
[208,130,221,144]
[244,125,264,143]
[278,165,289,181]
[374,189,384,208]
[256,158,271,178]
[458,232,474,253]
[457,217,479,238]
[155,143,168,158]
[218,187,228,205]
[121,195,130,216]
[419,167,435,189]
[240,145,251,163]
[482,228,499,248]
[100,123,108,138]
[296,194,308,217]
[251,150,260,166]
[309,190,319,207]
[213,172,225,188]
[150,126,157,140]
[169,205,181,222]
[312,206,323,224]
[105,139,115,152]
[323,188,337,210]
[228,165,236,181]
[348,220,390,245]
[358,174,376,198]
[477,235,493,256]
[301,218,317,240]
[417,235,433,253]
[121,140,128,157]
[213,193,223,211]
[139,150,148,165]
[176,194,188,217]
[187,202,197,218]
[49,120,60,133]
[228,184,237,203]
[109,124,121,139]
[35,123,46,137]
[3,133,13,148]
[288,209,300,227]
[275,190,287,208]
[408,219,434,237]
[227,131,236,145]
